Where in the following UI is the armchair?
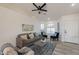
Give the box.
[50,32,59,41]
[0,43,34,55]
[41,32,47,38]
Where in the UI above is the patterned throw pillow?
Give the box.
[18,47,31,53]
[20,35,27,40]
[29,33,34,39]
[24,50,34,55]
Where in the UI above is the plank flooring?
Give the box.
[52,41,79,55]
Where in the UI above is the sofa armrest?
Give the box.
[16,38,27,48]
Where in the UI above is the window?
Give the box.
[40,24,44,30]
[47,23,55,34]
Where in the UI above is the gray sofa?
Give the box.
[16,33,41,48]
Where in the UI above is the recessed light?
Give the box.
[71,3,75,7]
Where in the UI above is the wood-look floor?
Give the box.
[52,41,79,55]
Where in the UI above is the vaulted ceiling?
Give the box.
[0,3,79,20]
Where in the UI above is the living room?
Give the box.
[0,3,79,55]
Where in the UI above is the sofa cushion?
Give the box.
[3,47,18,55]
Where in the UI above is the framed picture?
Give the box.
[22,24,34,31]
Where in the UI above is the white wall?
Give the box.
[59,13,79,44]
[0,6,40,46]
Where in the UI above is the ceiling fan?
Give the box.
[32,3,47,14]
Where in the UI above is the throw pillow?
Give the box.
[24,50,34,55]
[33,33,36,37]
[18,47,31,54]
[29,33,34,39]
[27,34,30,39]
[20,35,27,40]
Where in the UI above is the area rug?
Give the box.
[29,42,56,55]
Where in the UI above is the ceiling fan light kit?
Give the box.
[32,3,47,14]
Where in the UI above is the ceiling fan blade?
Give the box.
[40,3,46,9]
[32,9,38,11]
[40,9,47,12]
[33,3,39,9]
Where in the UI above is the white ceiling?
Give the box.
[0,3,79,20]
